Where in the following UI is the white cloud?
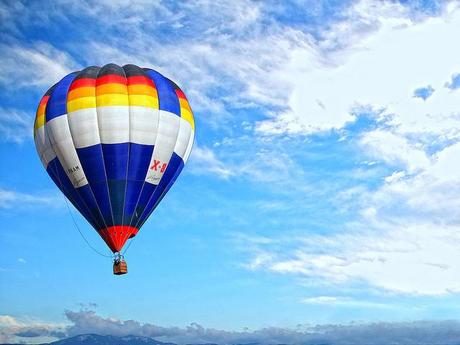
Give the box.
[188,145,234,179]
[2,1,459,140]
[0,42,79,89]
[302,296,341,304]
[4,310,460,345]
[243,223,460,295]
[301,296,395,309]
[82,27,306,124]
[0,315,65,344]
[0,188,62,210]
[367,141,460,223]
[240,140,460,296]
[257,1,460,137]
[360,130,431,173]
[0,107,33,144]
[0,316,20,328]
[236,2,460,297]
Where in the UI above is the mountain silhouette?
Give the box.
[0,333,330,345]
[1,334,175,345]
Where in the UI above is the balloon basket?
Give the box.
[113,257,128,275]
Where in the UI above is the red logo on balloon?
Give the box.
[150,159,168,173]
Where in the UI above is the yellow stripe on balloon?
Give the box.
[34,114,45,130]
[96,94,129,107]
[128,95,159,108]
[96,83,128,96]
[180,108,195,130]
[67,97,97,112]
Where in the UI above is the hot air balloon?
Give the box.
[33,64,195,275]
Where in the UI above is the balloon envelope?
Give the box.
[34,64,195,253]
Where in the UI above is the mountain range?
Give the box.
[1,334,298,345]
[0,334,318,345]
[2,334,173,345]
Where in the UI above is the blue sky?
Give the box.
[1,0,460,343]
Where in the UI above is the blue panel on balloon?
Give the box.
[144,70,180,116]
[76,145,113,227]
[153,161,185,213]
[130,182,157,226]
[46,158,101,230]
[127,144,153,181]
[136,152,184,228]
[102,143,129,180]
[78,184,107,230]
[123,143,154,225]
[138,161,185,230]
[101,143,129,224]
[46,73,77,121]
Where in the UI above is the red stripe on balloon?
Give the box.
[39,95,50,106]
[175,88,187,100]
[96,74,127,86]
[127,75,156,87]
[69,78,96,91]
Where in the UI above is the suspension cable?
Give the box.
[62,195,113,258]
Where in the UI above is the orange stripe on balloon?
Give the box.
[35,95,50,122]
[36,103,47,117]
[34,95,50,130]
[96,83,128,95]
[67,87,95,101]
[179,98,192,113]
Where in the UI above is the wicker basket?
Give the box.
[113,260,128,275]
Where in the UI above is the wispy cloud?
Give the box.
[0,315,65,344]
[4,1,458,139]
[301,296,396,309]
[227,3,460,295]
[238,138,460,296]
[360,129,431,174]
[256,1,460,137]
[0,0,305,129]
[0,42,79,89]
[0,107,34,144]
[0,188,62,210]
[188,145,235,179]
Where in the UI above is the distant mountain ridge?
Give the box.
[1,333,324,345]
[1,334,175,345]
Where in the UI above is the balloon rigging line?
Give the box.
[50,149,113,259]
[47,125,113,260]
[62,194,113,258]
[122,234,135,255]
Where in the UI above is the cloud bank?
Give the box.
[2,310,460,345]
